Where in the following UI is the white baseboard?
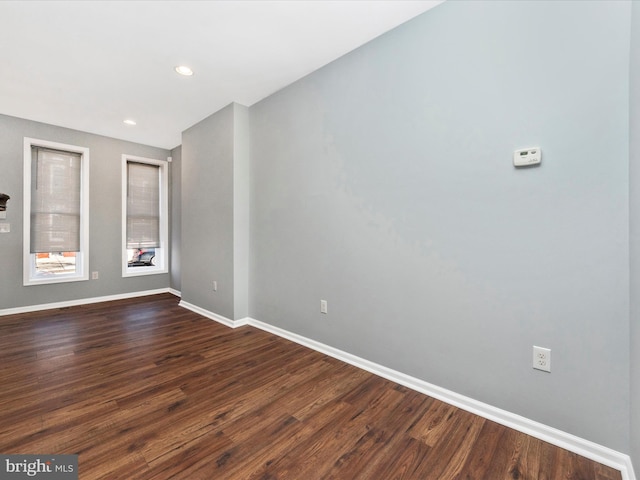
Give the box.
[184,301,635,480]
[169,288,181,297]
[0,288,172,317]
[178,300,248,328]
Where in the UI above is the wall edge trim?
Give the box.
[0,288,171,317]
[178,300,249,328]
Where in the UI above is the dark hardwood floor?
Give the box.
[0,293,621,479]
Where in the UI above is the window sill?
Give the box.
[122,266,168,278]
[24,273,89,286]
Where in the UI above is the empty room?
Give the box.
[0,0,639,478]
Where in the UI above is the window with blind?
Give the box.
[23,138,90,285]
[122,155,168,277]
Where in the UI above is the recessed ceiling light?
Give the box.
[175,65,193,76]
[123,119,137,126]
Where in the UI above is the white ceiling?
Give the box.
[0,0,443,150]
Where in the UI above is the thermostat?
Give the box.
[513,147,541,167]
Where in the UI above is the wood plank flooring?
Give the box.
[0,293,621,479]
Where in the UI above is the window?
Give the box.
[122,155,168,277]
[23,138,90,285]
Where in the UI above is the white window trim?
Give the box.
[23,137,90,286]
[121,154,169,277]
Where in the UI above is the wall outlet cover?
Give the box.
[533,346,551,372]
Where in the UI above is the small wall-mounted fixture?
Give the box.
[0,193,9,220]
[513,147,541,167]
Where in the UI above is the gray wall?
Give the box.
[170,145,182,292]
[181,103,249,320]
[249,0,631,453]
[0,114,170,310]
[630,0,640,469]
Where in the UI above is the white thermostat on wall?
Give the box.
[513,147,541,167]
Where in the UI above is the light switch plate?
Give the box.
[0,223,10,233]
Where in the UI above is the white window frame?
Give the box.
[121,154,168,277]
[23,137,90,286]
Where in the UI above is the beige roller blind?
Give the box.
[126,161,160,249]
[30,147,82,253]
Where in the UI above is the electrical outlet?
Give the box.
[213,281,217,291]
[320,300,328,314]
[533,346,551,372]
[91,271,99,280]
